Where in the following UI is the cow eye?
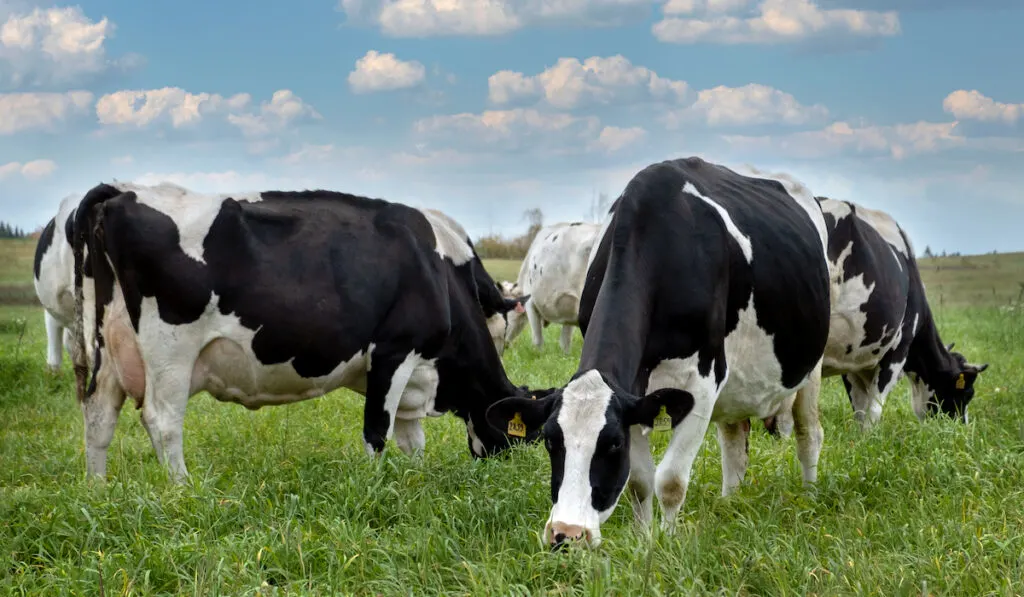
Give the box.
[607,440,623,453]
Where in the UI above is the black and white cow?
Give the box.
[32,193,80,372]
[500,221,602,354]
[486,157,833,547]
[765,197,989,432]
[69,181,541,481]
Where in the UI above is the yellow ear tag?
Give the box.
[955,373,966,390]
[652,405,672,432]
[508,412,527,438]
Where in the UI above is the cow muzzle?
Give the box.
[546,521,597,550]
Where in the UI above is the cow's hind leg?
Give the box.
[843,369,886,431]
[717,419,751,496]
[44,310,64,373]
[81,366,127,479]
[558,324,573,354]
[792,360,825,485]
[526,301,544,349]
[140,366,192,483]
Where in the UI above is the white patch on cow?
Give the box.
[682,182,753,263]
[111,181,233,266]
[34,193,80,370]
[486,312,509,355]
[852,203,909,258]
[819,196,852,221]
[466,417,487,458]
[546,369,614,546]
[419,208,474,266]
[506,222,601,350]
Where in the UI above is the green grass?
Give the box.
[481,259,521,284]
[2,283,1024,594]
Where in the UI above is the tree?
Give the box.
[923,245,934,259]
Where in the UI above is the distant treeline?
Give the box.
[0,221,29,239]
[473,193,612,260]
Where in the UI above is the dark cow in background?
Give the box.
[764,197,988,435]
[486,157,832,547]
[69,181,541,481]
[32,193,80,373]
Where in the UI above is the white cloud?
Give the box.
[413,107,601,153]
[590,125,647,153]
[488,55,688,109]
[95,87,320,138]
[338,0,650,37]
[0,90,92,134]
[348,50,426,93]
[943,90,1022,125]
[653,0,901,45]
[722,120,964,159]
[0,5,140,87]
[0,158,56,180]
[666,83,829,127]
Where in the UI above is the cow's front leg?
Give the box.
[526,301,545,349]
[717,419,751,496]
[626,425,655,529]
[558,325,573,354]
[393,416,426,457]
[362,352,417,456]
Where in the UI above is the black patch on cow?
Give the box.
[33,217,56,280]
[846,344,854,355]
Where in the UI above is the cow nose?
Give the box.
[548,522,589,549]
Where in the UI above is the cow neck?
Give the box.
[904,303,955,385]
[575,261,652,393]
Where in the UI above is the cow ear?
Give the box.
[945,342,955,352]
[500,295,529,314]
[486,394,554,437]
[624,388,695,431]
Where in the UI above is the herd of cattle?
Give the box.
[31,156,989,548]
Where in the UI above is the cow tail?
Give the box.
[70,183,123,403]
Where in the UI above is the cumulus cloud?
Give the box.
[589,125,647,153]
[943,90,1022,125]
[0,158,56,179]
[488,56,826,128]
[337,0,650,37]
[653,0,901,46]
[0,5,141,88]
[0,90,92,134]
[95,87,320,138]
[348,50,426,93]
[413,108,601,153]
[666,83,829,127]
[488,55,688,109]
[723,120,964,159]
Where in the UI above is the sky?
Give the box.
[0,0,1021,255]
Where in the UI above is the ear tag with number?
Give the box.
[508,412,527,438]
[652,405,672,432]
[955,373,966,390]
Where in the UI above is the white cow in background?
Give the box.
[500,221,602,354]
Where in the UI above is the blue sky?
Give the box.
[1,0,1021,254]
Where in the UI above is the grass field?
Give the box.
[2,240,1024,595]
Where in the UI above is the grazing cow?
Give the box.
[763,197,989,434]
[421,208,530,355]
[486,157,832,547]
[501,222,602,354]
[32,193,80,372]
[69,181,543,481]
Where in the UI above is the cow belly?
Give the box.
[535,291,580,324]
[821,312,898,376]
[394,356,442,420]
[714,300,816,422]
[192,338,371,410]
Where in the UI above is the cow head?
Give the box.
[487,281,528,355]
[913,342,990,423]
[485,369,694,548]
[466,384,556,458]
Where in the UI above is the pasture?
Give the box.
[2,238,1023,595]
